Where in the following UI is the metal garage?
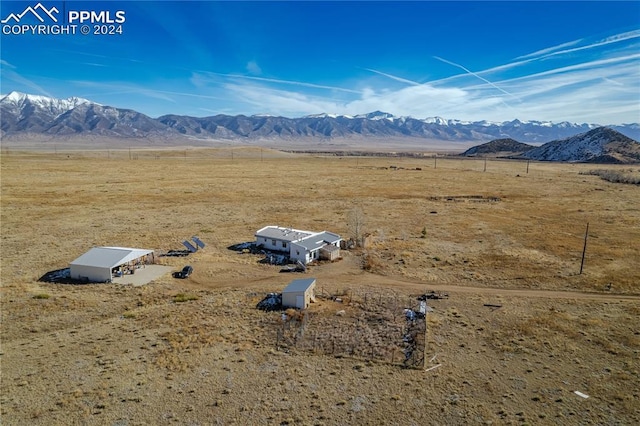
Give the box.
[69,247,154,283]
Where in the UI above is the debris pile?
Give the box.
[161,249,191,257]
[417,290,449,300]
[256,293,282,311]
[38,268,71,283]
[280,261,306,273]
[228,242,256,252]
[263,254,288,265]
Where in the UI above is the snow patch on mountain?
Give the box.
[524,127,639,162]
[1,91,96,118]
[423,116,449,126]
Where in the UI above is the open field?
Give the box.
[1,148,639,425]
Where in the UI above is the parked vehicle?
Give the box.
[173,265,193,279]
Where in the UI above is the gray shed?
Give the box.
[282,278,316,309]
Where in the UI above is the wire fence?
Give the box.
[253,289,429,368]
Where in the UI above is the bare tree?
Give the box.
[347,207,366,248]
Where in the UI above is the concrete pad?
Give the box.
[112,265,172,286]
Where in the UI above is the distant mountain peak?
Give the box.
[461,128,639,163]
[354,111,395,120]
[423,116,449,126]
[461,138,535,157]
[523,127,640,163]
[1,91,95,112]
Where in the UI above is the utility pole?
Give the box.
[423,301,428,370]
[580,222,589,275]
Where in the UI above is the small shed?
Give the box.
[282,278,316,309]
[320,244,340,261]
[70,247,154,283]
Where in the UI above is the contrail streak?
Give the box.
[433,56,516,100]
[364,68,420,86]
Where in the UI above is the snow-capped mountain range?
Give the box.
[1,91,639,143]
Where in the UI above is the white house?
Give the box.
[69,247,154,283]
[255,226,341,264]
[282,278,316,309]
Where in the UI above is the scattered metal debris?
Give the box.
[161,249,191,257]
[484,304,502,309]
[417,291,449,300]
[38,268,71,283]
[280,264,305,273]
[256,293,282,311]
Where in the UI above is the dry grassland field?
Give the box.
[1,147,639,425]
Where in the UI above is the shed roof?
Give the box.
[70,247,153,269]
[283,278,316,293]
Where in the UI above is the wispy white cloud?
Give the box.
[0,60,52,97]
[83,63,108,68]
[211,39,638,124]
[516,39,585,60]
[1,59,16,69]
[193,71,362,94]
[246,60,262,75]
[219,79,471,119]
[516,31,640,62]
[223,83,342,116]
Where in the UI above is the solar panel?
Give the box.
[182,240,198,253]
[192,236,206,249]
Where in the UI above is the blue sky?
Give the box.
[1,1,639,124]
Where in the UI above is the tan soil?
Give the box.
[1,148,639,425]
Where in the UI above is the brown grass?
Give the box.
[1,148,639,425]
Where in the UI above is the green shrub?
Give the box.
[32,293,50,299]
[174,293,199,303]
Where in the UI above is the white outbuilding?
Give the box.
[282,278,317,309]
[69,247,154,283]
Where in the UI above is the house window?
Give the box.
[282,242,287,248]
[272,239,276,245]
[296,250,300,255]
